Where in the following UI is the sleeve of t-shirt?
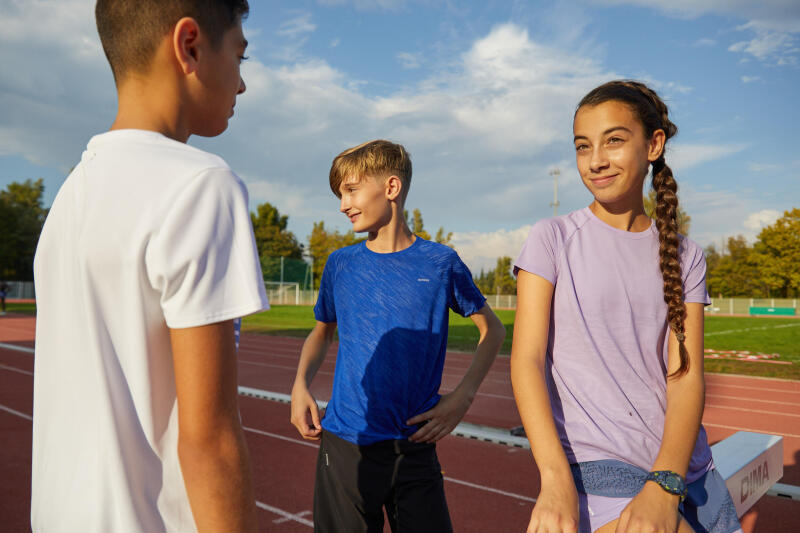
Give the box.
[449,254,486,317]
[313,254,337,323]
[681,238,711,305]
[513,220,558,284]
[146,167,269,328]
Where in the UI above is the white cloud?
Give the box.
[680,185,793,247]
[451,226,532,273]
[666,143,746,172]
[0,4,758,266]
[397,52,421,69]
[277,12,317,37]
[589,0,800,32]
[747,162,781,172]
[694,38,717,47]
[729,24,797,64]
[740,75,761,83]
[743,209,781,232]
[316,0,407,10]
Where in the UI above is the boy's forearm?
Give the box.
[454,319,504,399]
[294,326,333,388]
[179,422,258,533]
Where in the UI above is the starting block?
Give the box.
[711,431,783,517]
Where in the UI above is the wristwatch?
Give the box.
[646,470,687,501]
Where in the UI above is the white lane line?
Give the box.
[243,426,319,449]
[703,422,800,439]
[706,393,800,407]
[443,476,536,503]
[272,509,312,525]
[0,363,33,376]
[707,383,800,395]
[0,403,32,421]
[705,404,800,418]
[242,415,537,502]
[0,343,34,354]
[0,402,316,528]
[255,502,313,527]
[705,322,800,337]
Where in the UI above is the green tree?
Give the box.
[250,202,303,280]
[706,236,763,297]
[473,268,494,295]
[307,221,363,289]
[493,256,516,294]
[751,208,800,297]
[404,208,453,247]
[643,188,692,235]
[472,256,516,295]
[0,179,48,280]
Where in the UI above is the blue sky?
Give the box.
[1,0,798,270]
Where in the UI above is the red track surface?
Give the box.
[2,314,799,532]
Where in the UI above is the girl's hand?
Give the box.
[615,482,680,533]
[526,481,579,533]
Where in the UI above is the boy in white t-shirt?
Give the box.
[31,1,267,532]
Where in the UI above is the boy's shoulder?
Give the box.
[327,241,364,262]
[89,130,231,177]
[414,238,461,264]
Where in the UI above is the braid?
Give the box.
[652,157,689,377]
[578,79,689,377]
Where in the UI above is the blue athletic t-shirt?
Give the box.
[314,237,486,445]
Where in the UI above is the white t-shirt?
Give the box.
[31,130,269,532]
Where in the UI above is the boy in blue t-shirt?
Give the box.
[290,139,506,532]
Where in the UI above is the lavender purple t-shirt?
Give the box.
[514,207,713,482]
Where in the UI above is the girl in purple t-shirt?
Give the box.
[511,81,741,533]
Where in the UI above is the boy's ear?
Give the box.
[385,175,403,201]
[173,17,202,75]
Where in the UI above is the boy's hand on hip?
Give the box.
[290,384,322,441]
[406,389,473,443]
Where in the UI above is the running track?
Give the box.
[1,315,798,532]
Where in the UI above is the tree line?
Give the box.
[2,180,798,298]
[251,201,453,289]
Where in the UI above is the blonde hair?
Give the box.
[329,140,412,200]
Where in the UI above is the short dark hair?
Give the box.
[95,0,249,82]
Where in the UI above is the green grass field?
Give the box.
[243,306,800,379]
[5,302,36,315]
[8,302,798,379]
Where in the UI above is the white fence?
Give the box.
[261,293,799,315]
[7,280,798,315]
[706,298,797,315]
[2,281,35,299]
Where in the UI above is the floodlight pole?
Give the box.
[549,168,560,217]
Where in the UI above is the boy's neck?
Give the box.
[111,75,190,143]
[109,39,192,143]
[365,215,416,254]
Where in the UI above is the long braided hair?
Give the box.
[577,80,689,377]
